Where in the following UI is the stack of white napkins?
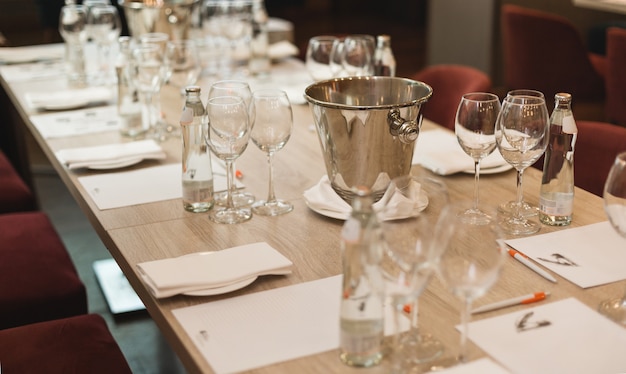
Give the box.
[56,139,166,170]
[25,86,113,110]
[413,129,510,175]
[302,175,427,220]
[137,242,293,298]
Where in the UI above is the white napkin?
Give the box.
[56,139,166,170]
[413,129,510,175]
[137,242,293,298]
[0,46,63,64]
[268,40,299,60]
[25,86,113,110]
[302,175,427,220]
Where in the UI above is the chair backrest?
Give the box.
[410,64,492,130]
[606,27,626,127]
[575,120,626,196]
[501,4,605,103]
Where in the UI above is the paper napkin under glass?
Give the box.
[303,175,427,220]
[413,129,510,175]
[56,140,166,170]
[137,242,293,298]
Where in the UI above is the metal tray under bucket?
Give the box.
[304,76,432,203]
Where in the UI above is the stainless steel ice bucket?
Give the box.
[304,76,432,202]
[119,0,201,41]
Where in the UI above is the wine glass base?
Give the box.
[401,332,445,364]
[252,200,293,216]
[214,191,255,208]
[598,298,626,325]
[498,215,541,236]
[458,208,492,225]
[208,207,252,224]
[498,200,538,217]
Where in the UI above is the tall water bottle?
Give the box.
[539,93,578,226]
[116,36,144,138]
[373,34,396,77]
[181,86,214,213]
[339,187,384,367]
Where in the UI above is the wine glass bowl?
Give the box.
[250,89,294,216]
[455,92,501,224]
[205,96,252,224]
[165,40,202,91]
[598,152,626,323]
[88,4,121,84]
[129,44,166,139]
[495,90,550,235]
[305,35,338,81]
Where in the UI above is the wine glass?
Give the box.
[329,38,346,77]
[88,4,121,85]
[129,44,167,142]
[165,40,202,93]
[381,175,452,371]
[305,35,338,81]
[250,89,294,216]
[341,35,375,77]
[139,32,172,141]
[598,152,626,324]
[59,4,88,87]
[208,80,256,208]
[437,204,506,364]
[495,90,550,235]
[205,96,252,224]
[498,89,546,218]
[455,92,501,224]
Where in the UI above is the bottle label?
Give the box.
[539,194,573,216]
[562,115,577,134]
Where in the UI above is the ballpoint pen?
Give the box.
[472,291,550,314]
[507,248,557,283]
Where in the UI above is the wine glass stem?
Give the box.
[266,151,277,203]
[225,160,236,209]
[515,169,525,219]
[139,91,153,130]
[473,160,481,210]
[459,298,472,363]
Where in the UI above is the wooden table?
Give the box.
[0,45,616,373]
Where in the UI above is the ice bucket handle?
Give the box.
[388,109,421,144]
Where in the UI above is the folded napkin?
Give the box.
[268,40,299,60]
[137,242,293,298]
[0,46,63,64]
[56,139,166,170]
[412,129,510,175]
[25,86,113,110]
[302,175,427,220]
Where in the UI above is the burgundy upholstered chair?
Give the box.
[606,27,626,127]
[0,149,37,214]
[410,64,492,130]
[575,120,626,196]
[0,314,132,373]
[501,5,606,108]
[0,212,87,329]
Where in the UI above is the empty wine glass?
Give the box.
[88,4,121,85]
[437,204,506,364]
[165,40,202,93]
[455,92,501,224]
[381,175,452,371]
[598,152,626,324]
[139,32,172,141]
[208,80,256,208]
[498,89,546,218]
[205,96,252,224]
[59,4,88,87]
[496,90,550,235]
[305,35,338,81]
[329,38,346,77]
[250,89,294,216]
[341,35,375,77]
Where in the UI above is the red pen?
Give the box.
[471,291,550,314]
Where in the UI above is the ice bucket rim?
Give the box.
[304,76,432,110]
[118,0,199,9]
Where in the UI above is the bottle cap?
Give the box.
[185,86,201,94]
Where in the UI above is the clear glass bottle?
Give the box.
[181,86,214,213]
[248,0,270,77]
[373,34,396,77]
[116,36,145,138]
[339,187,384,367]
[539,92,578,226]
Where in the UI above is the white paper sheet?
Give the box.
[30,106,121,138]
[0,60,65,82]
[466,297,626,374]
[427,358,511,374]
[78,162,237,210]
[172,275,406,374]
[505,222,626,288]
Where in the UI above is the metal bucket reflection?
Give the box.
[304,76,432,202]
[119,0,201,40]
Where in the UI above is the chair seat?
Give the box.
[0,150,36,214]
[0,314,132,374]
[0,212,87,329]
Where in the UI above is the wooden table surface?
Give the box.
[0,45,616,374]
